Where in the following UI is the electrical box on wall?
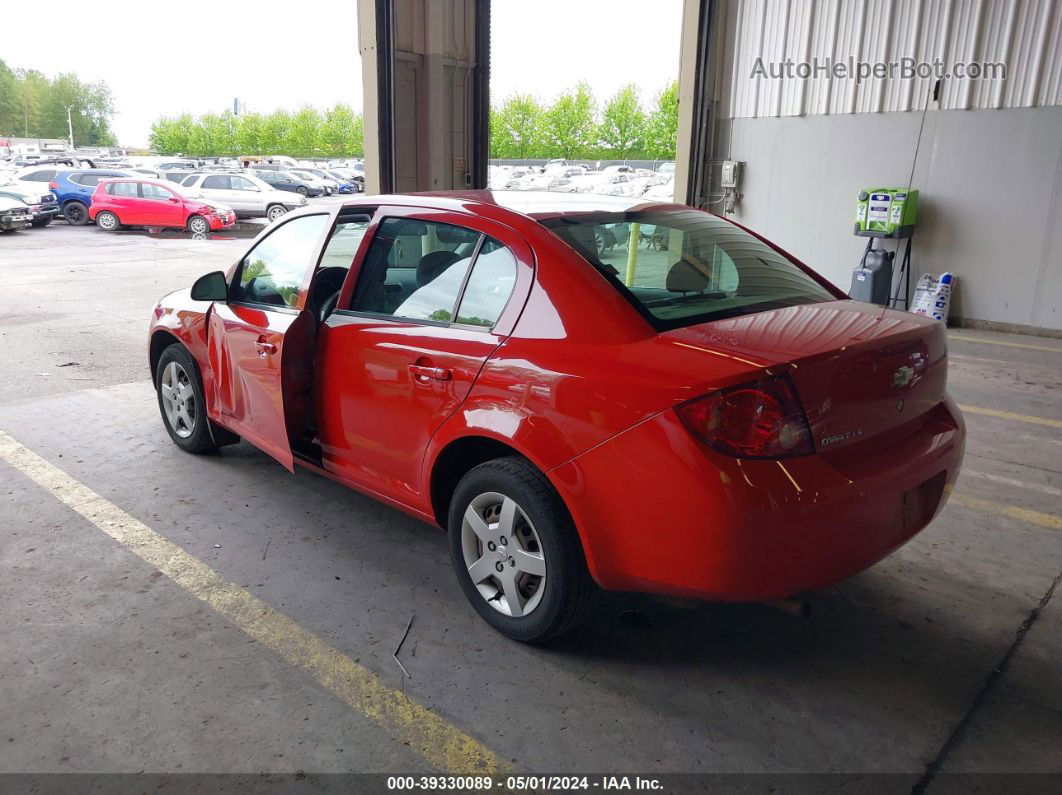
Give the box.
[721,160,741,189]
[855,188,919,238]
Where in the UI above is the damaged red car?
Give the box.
[147,191,965,642]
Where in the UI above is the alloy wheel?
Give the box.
[188,217,208,235]
[160,361,196,438]
[461,491,547,618]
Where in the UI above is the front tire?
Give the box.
[155,345,217,454]
[31,217,52,227]
[95,211,121,231]
[186,215,210,235]
[64,201,89,225]
[448,457,595,643]
[266,204,287,222]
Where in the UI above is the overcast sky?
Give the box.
[0,0,682,147]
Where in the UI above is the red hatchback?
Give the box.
[147,192,965,642]
[90,178,236,234]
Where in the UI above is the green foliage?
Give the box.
[149,105,364,158]
[491,80,678,161]
[541,81,597,159]
[318,104,363,157]
[597,84,646,158]
[644,80,679,160]
[489,94,544,159]
[146,79,679,161]
[0,63,116,145]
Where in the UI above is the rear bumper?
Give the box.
[550,397,965,601]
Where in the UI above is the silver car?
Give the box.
[179,172,307,222]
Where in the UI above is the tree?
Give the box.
[284,107,322,157]
[0,60,18,136]
[644,80,679,160]
[260,110,292,155]
[235,112,265,154]
[598,84,646,158]
[541,82,596,159]
[317,104,359,157]
[490,94,544,159]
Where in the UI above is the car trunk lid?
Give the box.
[660,300,948,452]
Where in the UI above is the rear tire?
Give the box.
[296,186,308,197]
[31,217,52,227]
[64,201,89,225]
[448,457,595,643]
[186,214,210,235]
[266,204,287,222]
[95,211,121,231]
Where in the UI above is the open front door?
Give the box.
[206,212,332,471]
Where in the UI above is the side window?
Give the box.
[350,218,481,320]
[453,239,518,328]
[231,176,257,191]
[203,175,230,190]
[23,170,55,182]
[108,182,139,197]
[319,214,372,270]
[181,175,199,186]
[231,214,330,308]
[141,183,174,200]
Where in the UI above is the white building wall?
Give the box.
[714,0,1062,333]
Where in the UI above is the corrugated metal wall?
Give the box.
[725,0,1062,118]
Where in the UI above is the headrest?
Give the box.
[666,260,710,292]
[435,224,476,244]
[417,251,462,287]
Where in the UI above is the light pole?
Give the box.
[67,106,75,151]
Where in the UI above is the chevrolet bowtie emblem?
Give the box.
[892,365,915,388]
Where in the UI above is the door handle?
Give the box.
[254,337,277,357]
[408,364,452,382]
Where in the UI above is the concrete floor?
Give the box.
[0,221,1059,786]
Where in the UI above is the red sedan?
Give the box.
[147,192,964,642]
[90,178,236,234]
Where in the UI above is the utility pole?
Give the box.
[67,106,74,150]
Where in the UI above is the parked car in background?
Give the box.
[288,169,337,195]
[324,170,359,193]
[0,183,60,227]
[253,169,325,197]
[293,167,344,194]
[49,169,135,225]
[89,179,235,234]
[179,172,307,221]
[0,195,33,232]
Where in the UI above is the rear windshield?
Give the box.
[540,209,836,330]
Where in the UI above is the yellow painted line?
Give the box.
[0,430,506,776]
[958,404,1062,429]
[949,334,1062,353]
[950,492,1062,531]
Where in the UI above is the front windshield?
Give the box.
[540,209,837,329]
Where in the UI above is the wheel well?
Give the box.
[429,436,527,527]
[149,331,181,384]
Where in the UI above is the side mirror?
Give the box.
[190,271,228,301]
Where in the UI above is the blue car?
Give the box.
[51,169,134,225]
[325,170,358,194]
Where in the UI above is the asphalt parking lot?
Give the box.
[1,219,1060,787]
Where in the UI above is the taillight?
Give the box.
[49,181,59,190]
[676,374,814,459]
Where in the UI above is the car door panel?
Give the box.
[314,207,534,508]
[207,304,305,471]
[206,211,334,471]
[316,317,502,500]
